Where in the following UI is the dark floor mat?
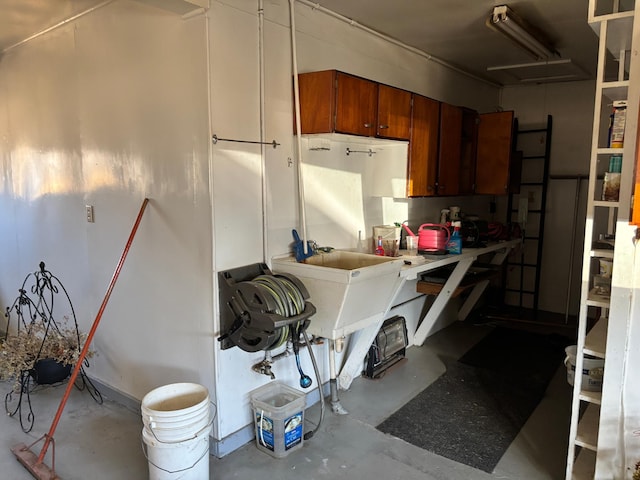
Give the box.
[376,327,570,473]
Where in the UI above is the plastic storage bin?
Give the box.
[250,381,306,458]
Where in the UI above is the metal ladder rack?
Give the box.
[504,115,552,313]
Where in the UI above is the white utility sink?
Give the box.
[301,250,399,270]
[271,251,404,340]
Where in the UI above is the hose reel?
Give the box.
[218,263,316,352]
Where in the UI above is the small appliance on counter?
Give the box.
[460,219,489,248]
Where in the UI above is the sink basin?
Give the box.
[302,250,399,270]
[271,251,404,339]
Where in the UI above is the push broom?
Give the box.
[12,197,149,480]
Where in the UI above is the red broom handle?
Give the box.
[37,197,149,465]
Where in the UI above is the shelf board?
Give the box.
[593,200,620,208]
[590,9,635,23]
[596,147,624,155]
[585,317,608,358]
[590,248,614,258]
[600,81,629,101]
[601,79,630,95]
[416,268,498,298]
[575,403,600,451]
[572,448,596,480]
[580,389,603,405]
[587,288,611,307]
[589,12,634,58]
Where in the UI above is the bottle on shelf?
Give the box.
[375,235,385,256]
[447,222,462,254]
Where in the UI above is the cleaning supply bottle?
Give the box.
[447,222,462,254]
[375,235,385,256]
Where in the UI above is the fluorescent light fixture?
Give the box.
[486,58,572,72]
[487,5,557,60]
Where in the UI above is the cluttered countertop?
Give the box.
[398,239,521,280]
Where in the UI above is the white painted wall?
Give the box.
[0,0,501,456]
[0,1,215,404]
[500,81,595,315]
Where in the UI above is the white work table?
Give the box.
[337,238,521,390]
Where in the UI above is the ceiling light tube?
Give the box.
[487,58,572,71]
[487,5,557,60]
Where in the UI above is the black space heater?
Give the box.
[363,316,408,379]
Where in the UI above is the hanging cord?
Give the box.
[302,329,324,441]
[291,322,312,388]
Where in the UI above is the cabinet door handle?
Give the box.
[379,125,389,129]
[364,123,372,128]
[427,185,434,192]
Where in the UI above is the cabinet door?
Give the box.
[437,103,463,196]
[632,108,640,225]
[634,165,640,225]
[475,111,515,195]
[460,108,479,195]
[297,70,336,134]
[407,95,440,197]
[377,84,412,140]
[335,72,377,136]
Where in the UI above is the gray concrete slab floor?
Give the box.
[0,322,571,479]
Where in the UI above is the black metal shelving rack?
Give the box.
[504,114,553,313]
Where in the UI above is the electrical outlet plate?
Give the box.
[86,205,94,223]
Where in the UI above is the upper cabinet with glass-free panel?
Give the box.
[407,94,440,197]
[296,70,411,140]
[475,111,519,195]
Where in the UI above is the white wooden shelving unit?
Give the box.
[566,1,638,479]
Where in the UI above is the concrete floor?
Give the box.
[0,321,572,479]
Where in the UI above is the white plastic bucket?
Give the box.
[142,425,210,480]
[564,345,604,391]
[141,383,211,443]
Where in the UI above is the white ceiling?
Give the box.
[0,0,606,86]
[314,0,603,86]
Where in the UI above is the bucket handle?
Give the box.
[147,415,214,445]
[147,401,216,445]
[141,434,210,475]
[146,400,217,426]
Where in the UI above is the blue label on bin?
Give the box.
[256,413,275,451]
[284,412,303,450]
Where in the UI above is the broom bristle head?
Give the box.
[11,443,60,480]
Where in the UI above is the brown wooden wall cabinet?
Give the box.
[377,84,412,140]
[437,103,464,196]
[459,108,479,195]
[410,103,480,198]
[296,69,517,198]
[297,70,412,140]
[407,94,440,197]
[475,111,517,195]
